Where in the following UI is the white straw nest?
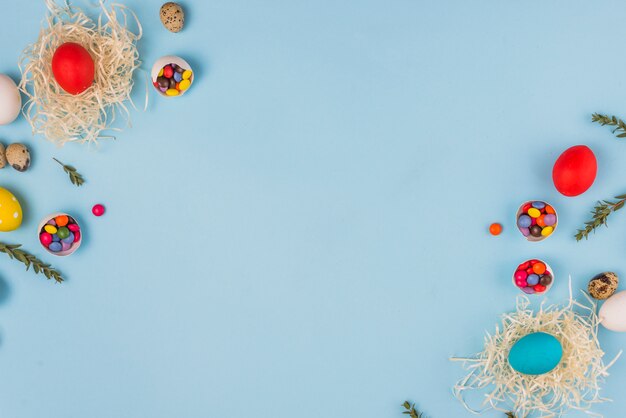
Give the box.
[18,0,142,146]
[452,282,621,417]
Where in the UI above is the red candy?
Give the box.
[73,231,81,243]
[40,232,53,246]
[92,204,105,216]
[163,65,174,78]
[534,284,546,292]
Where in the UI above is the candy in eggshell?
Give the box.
[0,187,23,232]
[151,55,193,97]
[0,74,22,125]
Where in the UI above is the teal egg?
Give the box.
[508,332,562,375]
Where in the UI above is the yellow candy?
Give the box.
[182,70,192,80]
[165,88,179,96]
[541,226,554,236]
[158,68,163,77]
[527,208,541,218]
[0,187,23,232]
[44,224,58,234]
[179,79,191,91]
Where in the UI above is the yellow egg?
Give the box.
[0,187,23,232]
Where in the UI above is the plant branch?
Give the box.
[575,194,626,241]
[0,242,64,283]
[591,113,626,138]
[53,158,85,186]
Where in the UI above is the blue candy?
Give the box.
[49,241,62,252]
[173,71,183,82]
[527,274,540,286]
[52,234,60,242]
[517,214,532,228]
[61,232,74,244]
[532,201,546,209]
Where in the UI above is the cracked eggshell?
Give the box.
[0,75,21,125]
[151,55,194,97]
[38,212,82,256]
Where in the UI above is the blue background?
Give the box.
[2,0,626,417]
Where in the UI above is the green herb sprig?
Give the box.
[402,401,423,418]
[0,242,64,283]
[401,401,513,417]
[53,158,85,186]
[591,113,626,138]
[575,194,626,241]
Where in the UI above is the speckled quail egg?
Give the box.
[6,143,31,172]
[588,272,619,300]
[0,143,6,169]
[160,2,184,33]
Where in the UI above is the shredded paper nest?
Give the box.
[18,0,142,146]
[452,283,621,417]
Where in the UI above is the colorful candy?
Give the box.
[513,259,553,295]
[489,223,502,236]
[92,204,105,216]
[516,201,557,241]
[39,213,81,255]
[152,59,193,97]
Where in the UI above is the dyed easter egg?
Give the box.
[508,332,563,375]
[51,42,95,95]
[599,291,626,332]
[0,187,23,232]
[552,145,597,197]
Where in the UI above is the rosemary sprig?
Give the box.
[400,401,514,417]
[0,242,64,283]
[402,401,423,418]
[53,158,85,186]
[575,194,626,241]
[591,113,626,138]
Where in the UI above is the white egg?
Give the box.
[0,74,21,125]
[599,290,626,332]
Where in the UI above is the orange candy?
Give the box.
[532,262,546,275]
[489,223,502,236]
[55,215,69,227]
[536,215,546,227]
[545,205,555,214]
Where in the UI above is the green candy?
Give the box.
[57,226,70,240]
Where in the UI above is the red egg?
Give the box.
[552,145,597,197]
[51,42,95,95]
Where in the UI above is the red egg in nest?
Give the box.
[552,145,597,197]
[51,42,95,95]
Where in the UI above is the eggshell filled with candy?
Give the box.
[508,332,563,375]
[51,42,95,95]
[151,55,194,97]
[599,290,626,332]
[38,213,82,256]
[512,259,554,295]
[552,145,597,197]
[0,187,23,232]
[516,200,557,242]
[0,74,21,125]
